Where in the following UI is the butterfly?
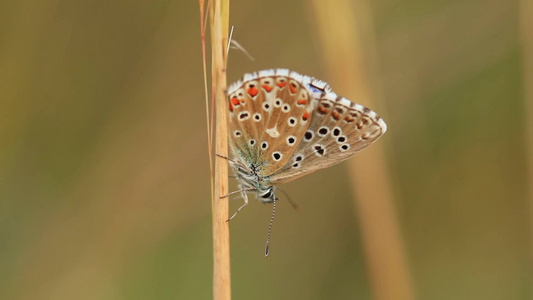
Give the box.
[222,69,387,256]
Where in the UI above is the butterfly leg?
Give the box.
[219,187,255,199]
[227,187,253,221]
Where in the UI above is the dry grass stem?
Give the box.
[201,0,231,299]
[199,0,214,205]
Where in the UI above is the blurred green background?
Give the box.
[1,0,530,299]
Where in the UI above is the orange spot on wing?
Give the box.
[345,115,354,122]
[262,84,273,92]
[229,102,233,112]
[318,106,329,114]
[231,97,240,105]
[297,99,307,105]
[240,98,245,103]
[276,82,287,88]
[302,111,310,121]
[332,111,340,120]
[289,83,297,94]
[247,87,258,97]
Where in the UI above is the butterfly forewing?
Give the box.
[269,90,387,184]
[227,69,316,176]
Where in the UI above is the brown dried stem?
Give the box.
[201,0,231,299]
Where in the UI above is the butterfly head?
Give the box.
[230,160,276,203]
[259,187,276,203]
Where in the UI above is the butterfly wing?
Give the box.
[227,69,317,176]
[269,91,387,184]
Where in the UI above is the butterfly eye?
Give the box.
[261,189,273,199]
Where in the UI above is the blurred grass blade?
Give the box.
[519,0,533,263]
[308,1,415,299]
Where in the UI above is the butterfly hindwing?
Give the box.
[269,92,387,184]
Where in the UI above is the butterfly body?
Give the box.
[232,157,275,202]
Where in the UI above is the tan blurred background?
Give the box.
[1,0,530,299]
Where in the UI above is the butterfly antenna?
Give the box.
[215,153,246,168]
[276,187,299,211]
[265,197,276,257]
